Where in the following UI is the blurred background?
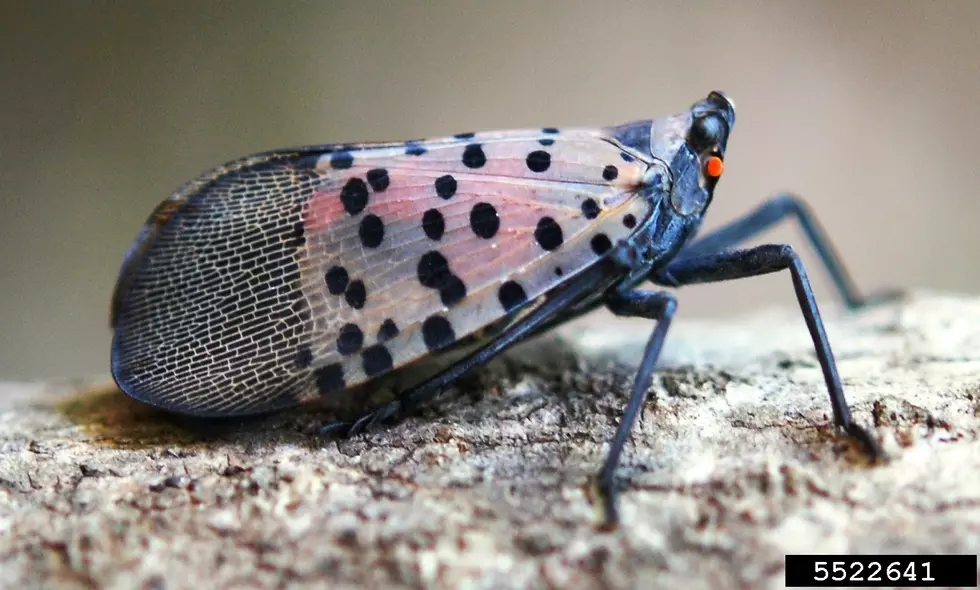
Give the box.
[1,1,978,381]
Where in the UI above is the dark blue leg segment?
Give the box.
[596,289,677,525]
[663,243,883,456]
[670,194,899,309]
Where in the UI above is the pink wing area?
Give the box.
[110,128,655,416]
[300,132,652,397]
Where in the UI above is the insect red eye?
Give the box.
[704,155,724,179]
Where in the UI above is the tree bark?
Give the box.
[2,291,979,589]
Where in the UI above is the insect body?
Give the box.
[110,92,890,525]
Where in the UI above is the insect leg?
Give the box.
[671,194,899,309]
[594,289,677,526]
[661,244,883,458]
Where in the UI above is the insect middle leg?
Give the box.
[656,243,883,456]
[593,288,677,526]
[670,193,901,309]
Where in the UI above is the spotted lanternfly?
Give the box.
[110,91,893,525]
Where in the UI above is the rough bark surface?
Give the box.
[2,291,979,589]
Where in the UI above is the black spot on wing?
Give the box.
[422,315,455,351]
[539,129,558,147]
[345,280,366,309]
[358,214,385,248]
[534,217,563,251]
[405,143,427,156]
[462,144,486,169]
[340,178,369,215]
[435,175,457,199]
[526,150,551,173]
[469,203,499,239]
[336,323,364,355]
[591,233,613,255]
[362,345,393,376]
[422,208,445,241]
[377,319,399,342]
[316,363,346,395]
[417,251,452,289]
[366,168,390,192]
[417,250,467,308]
[581,198,600,220]
[330,151,354,170]
[440,276,466,307]
[325,266,349,295]
[498,281,528,313]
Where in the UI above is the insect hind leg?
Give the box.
[659,244,884,458]
[671,193,901,309]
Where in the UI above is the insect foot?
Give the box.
[841,422,887,464]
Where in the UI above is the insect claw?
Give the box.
[318,421,353,437]
[348,414,375,436]
[843,422,887,463]
[321,399,405,439]
[585,473,621,531]
[600,500,620,531]
[362,400,403,431]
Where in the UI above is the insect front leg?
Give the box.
[657,243,884,460]
[668,194,901,309]
[593,289,677,527]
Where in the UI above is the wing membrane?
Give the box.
[111,128,655,415]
